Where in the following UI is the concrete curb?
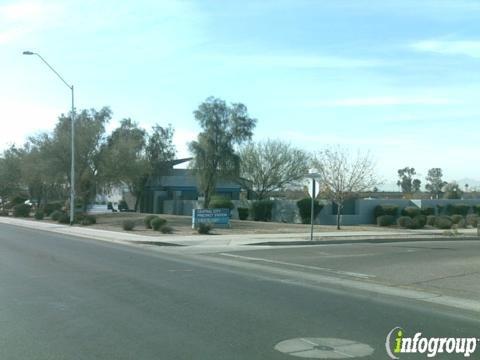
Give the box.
[249,236,480,246]
[0,216,478,248]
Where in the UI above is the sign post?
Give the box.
[306,173,320,241]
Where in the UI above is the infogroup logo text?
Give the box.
[385,327,478,359]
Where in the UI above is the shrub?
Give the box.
[118,200,129,211]
[436,205,445,215]
[197,222,212,234]
[151,217,167,231]
[209,196,234,210]
[373,205,398,218]
[50,210,64,221]
[58,212,70,224]
[410,215,427,229]
[466,214,479,228]
[401,206,421,218]
[446,204,470,216]
[0,209,9,217]
[122,220,136,231]
[450,214,464,224]
[426,215,436,226]
[397,216,413,228]
[237,207,249,220]
[251,200,274,222]
[160,225,174,234]
[34,210,44,220]
[13,203,31,217]
[8,195,28,208]
[455,204,470,216]
[421,207,435,216]
[377,215,395,227]
[296,198,324,224]
[473,205,480,216]
[434,216,453,229]
[43,202,62,216]
[144,215,158,229]
[77,214,96,226]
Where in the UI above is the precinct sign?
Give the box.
[192,208,231,229]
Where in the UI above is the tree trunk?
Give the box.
[134,196,139,212]
[204,190,211,209]
[336,203,342,230]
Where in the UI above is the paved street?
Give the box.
[1,223,479,359]
[203,240,480,303]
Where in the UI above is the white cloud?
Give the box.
[410,40,480,58]
[305,96,457,107]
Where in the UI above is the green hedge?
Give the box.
[377,215,395,226]
[58,212,70,224]
[434,216,453,229]
[13,204,31,217]
[426,215,436,226]
[296,198,324,224]
[420,207,435,216]
[34,210,44,220]
[446,204,470,216]
[237,207,249,220]
[373,205,398,218]
[397,215,426,229]
[251,200,274,222]
[450,214,464,224]
[397,216,413,228]
[50,210,64,221]
[472,205,480,216]
[401,206,421,218]
[42,202,63,216]
[210,196,234,210]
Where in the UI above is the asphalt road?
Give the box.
[207,240,480,302]
[0,223,479,359]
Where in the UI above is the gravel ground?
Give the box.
[76,212,387,236]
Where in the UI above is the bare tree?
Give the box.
[239,140,310,199]
[312,147,378,230]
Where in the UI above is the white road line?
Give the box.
[219,253,374,279]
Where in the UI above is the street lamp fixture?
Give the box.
[23,51,75,225]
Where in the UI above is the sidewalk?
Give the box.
[1,216,478,247]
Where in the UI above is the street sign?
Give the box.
[307,178,320,198]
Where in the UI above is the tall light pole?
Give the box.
[23,51,75,225]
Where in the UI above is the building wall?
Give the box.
[141,197,480,225]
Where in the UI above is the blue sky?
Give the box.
[1,0,479,188]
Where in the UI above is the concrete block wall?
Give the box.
[152,198,480,225]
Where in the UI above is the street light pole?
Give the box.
[23,51,75,225]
